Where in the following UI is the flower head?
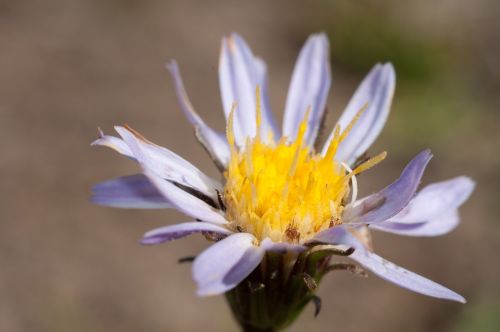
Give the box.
[223,97,387,244]
[92,33,475,315]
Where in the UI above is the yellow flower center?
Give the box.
[223,91,385,243]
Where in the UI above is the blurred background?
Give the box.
[1,0,499,331]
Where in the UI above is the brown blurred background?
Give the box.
[1,0,499,331]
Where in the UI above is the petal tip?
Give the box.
[165,59,178,72]
[139,238,158,246]
[418,148,433,162]
[446,292,467,304]
[460,176,476,190]
[195,288,219,297]
[383,62,396,72]
[90,139,100,147]
[383,63,396,83]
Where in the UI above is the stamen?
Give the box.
[324,124,341,160]
[323,104,367,161]
[338,103,368,143]
[353,151,387,175]
[295,107,311,146]
[255,85,262,137]
[341,162,358,204]
[226,102,238,150]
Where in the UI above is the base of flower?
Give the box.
[226,247,354,331]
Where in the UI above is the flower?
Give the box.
[92,33,474,307]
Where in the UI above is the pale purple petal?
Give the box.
[193,233,264,296]
[166,60,230,167]
[369,221,427,235]
[115,127,225,223]
[350,246,465,303]
[91,174,172,209]
[144,170,228,224]
[343,150,432,225]
[260,238,307,253]
[311,226,351,245]
[219,34,278,145]
[324,63,395,165]
[373,210,460,237]
[140,222,233,245]
[311,227,465,303]
[91,129,134,159]
[114,126,221,201]
[390,176,474,223]
[372,177,475,236]
[283,33,331,146]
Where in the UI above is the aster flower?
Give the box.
[92,33,474,330]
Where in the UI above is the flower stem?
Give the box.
[242,325,274,332]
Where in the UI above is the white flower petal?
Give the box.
[91,174,172,209]
[389,176,474,223]
[260,238,307,253]
[143,170,228,224]
[114,125,221,201]
[312,227,465,303]
[372,210,460,237]
[219,33,277,145]
[283,33,331,146]
[350,245,465,303]
[166,60,230,168]
[343,150,432,225]
[193,233,264,296]
[371,177,475,236]
[91,129,134,159]
[141,221,233,245]
[324,63,395,165]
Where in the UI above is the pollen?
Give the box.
[223,90,385,243]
